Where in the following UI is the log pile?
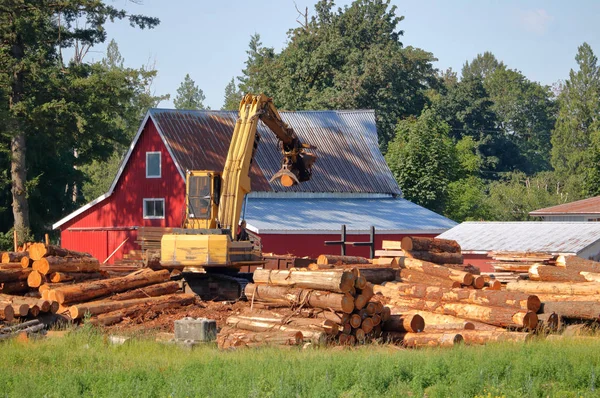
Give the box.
[220,267,453,348]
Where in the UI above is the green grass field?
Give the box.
[1,327,600,397]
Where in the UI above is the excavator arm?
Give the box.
[217,94,316,237]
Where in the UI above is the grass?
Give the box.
[1,327,600,397]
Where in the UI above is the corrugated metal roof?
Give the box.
[149,109,401,195]
[437,221,600,254]
[244,197,457,234]
[530,196,600,215]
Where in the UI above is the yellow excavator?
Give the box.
[159,94,316,299]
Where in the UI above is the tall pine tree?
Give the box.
[174,74,206,110]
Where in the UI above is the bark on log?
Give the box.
[91,295,196,326]
[506,281,600,295]
[50,269,171,304]
[217,327,303,349]
[382,331,463,347]
[70,293,195,319]
[0,301,15,321]
[384,297,537,329]
[382,314,425,333]
[109,281,181,301]
[27,270,45,288]
[0,268,32,284]
[244,283,355,314]
[580,272,600,283]
[424,322,474,331]
[529,264,587,282]
[377,282,541,312]
[401,237,461,253]
[48,272,104,283]
[454,330,531,345]
[355,268,396,285]
[0,281,30,294]
[233,315,339,335]
[252,269,355,294]
[404,251,464,265]
[556,255,600,272]
[0,262,23,270]
[33,256,100,275]
[540,301,600,321]
[225,315,328,345]
[1,251,28,263]
[316,255,370,266]
[398,257,473,285]
[398,269,461,288]
[28,243,92,261]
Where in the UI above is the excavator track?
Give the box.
[180,271,252,301]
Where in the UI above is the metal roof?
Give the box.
[437,221,600,254]
[530,196,600,216]
[149,109,401,195]
[244,197,457,234]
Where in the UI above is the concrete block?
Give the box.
[174,317,217,342]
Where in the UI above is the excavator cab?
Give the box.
[183,170,221,230]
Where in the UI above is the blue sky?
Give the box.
[96,0,600,110]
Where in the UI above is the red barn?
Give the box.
[53,109,456,262]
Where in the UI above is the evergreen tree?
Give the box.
[174,74,206,110]
[222,78,243,110]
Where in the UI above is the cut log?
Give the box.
[424,322,474,331]
[484,280,502,290]
[33,256,100,275]
[492,263,534,273]
[234,315,339,335]
[372,257,397,266]
[382,314,425,333]
[540,301,600,321]
[354,275,367,289]
[506,281,600,295]
[455,330,531,345]
[355,268,396,285]
[28,243,92,261]
[0,302,15,321]
[0,263,24,270]
[529,264,586,282]
[361,317,374,334]
[384,298,537,329]
[244,283,354,314]
[70,293,195,319]
[48,272,104,283]
[401,237,461,253]
[580,272,600,283]
[252,269,355,294]
[27,270,45,288]
[217,327,303,349]
[377,282,541,312]
[556,255,600,272]
[404,251,463,265]
[91,295,195,326]
[316,255,370,266]
[109,281,180,301]
[50,269,171,305]
[354,328,366,342]
[398,257,472,285]
[20,256,33,268]
[471,276,485,289]
[398,269,461,288]
[382,240,402,250]
[1,251,29,263]
[0,281,30,294]
[350,314,362,328]
[354,283,374,310]
[0,268,32,283]
[383,332,463,347]
[537,313,561,332]
[225,315,327,345]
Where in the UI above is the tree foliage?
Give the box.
[222,77,243,110]
[174,74,206,110]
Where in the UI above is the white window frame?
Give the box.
[146,151,162,178]
[143,198,165,219]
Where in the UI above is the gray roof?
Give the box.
[437,221,600,254]
[149,108,401,195]
[244,196,457,234]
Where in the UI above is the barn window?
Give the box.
[143,198,165,219]
[146,152,161,178]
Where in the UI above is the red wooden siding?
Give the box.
[60,119,186,263]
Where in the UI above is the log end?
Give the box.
[400,237,413,252]
[464,322,475,330]
[523,311,539,329]
[354,294,368,311]
[1,304,14,321]
[409,314,425,333]
[20,257,31,269]
[342,294,355,314]
[527,295,542,313]
[27,271,44,288]
[472,276,485,289]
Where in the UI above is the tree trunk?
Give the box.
[109,281,180,301]
[1,252,28,263]
[20,256,33,268]
[49,269,170,304]
[396,270,461,288]
[0,302,15,321]
[540,301,600,321]
[0,268,31,283]
[0,281,30,294]
[11,132,30,233]
[26,270,45,288]
[232,315,338,335]
[252,269,355,293]
[48,272,104,283]
[316,255,370,265]
[556,255,600,272]
[401,237,461,253]
[70,293,195,319]
[33,256,99,275]
[225,315,327,345]
[217,327,303,349]
[404,251,463,265]
[28,243,92,261]
[382,331,463,347]
[244,283,354,314]
[398,257,472,285]
[506,281,600,295]
[0,263,24,270]
[455,330,531,345]
[378,282,541,312]
[355,268,396,285]
[381,314,424,333]
[529,264,586,282]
